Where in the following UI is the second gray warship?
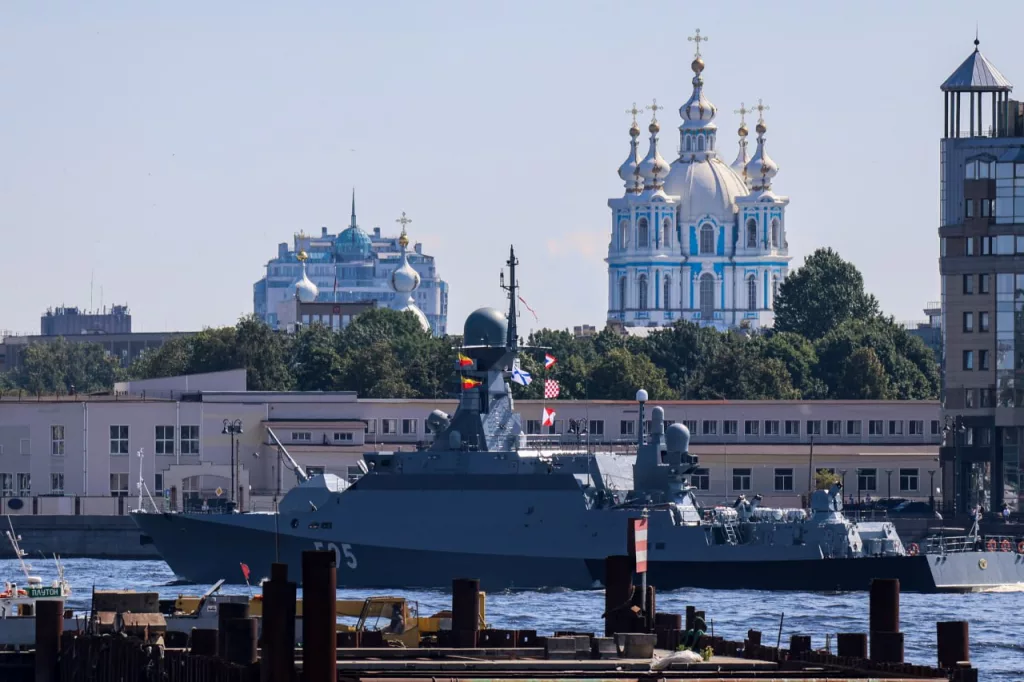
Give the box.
[133,247,1024,593]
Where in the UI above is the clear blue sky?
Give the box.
[1,1,1021,335]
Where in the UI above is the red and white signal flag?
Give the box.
[541,407,556,427]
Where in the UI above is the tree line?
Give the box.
[1,248,939,402]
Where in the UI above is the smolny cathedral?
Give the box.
[606,31,791,332]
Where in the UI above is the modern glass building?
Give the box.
[938,38,1024,513]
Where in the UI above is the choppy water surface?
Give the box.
[3,558,1021,680]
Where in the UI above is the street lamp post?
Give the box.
[222,419,243,506]
[928,469,937,510]
[942,415,966,514]
[885,469,893,500]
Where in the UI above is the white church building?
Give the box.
[606,32,791,332]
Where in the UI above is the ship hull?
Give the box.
[132,512,1024,593]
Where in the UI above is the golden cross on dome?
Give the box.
[687,29,708,58]
[754,98,770,124]
[735,102,750,126]
[626,102,642,127]
[646,99,664,124]
[395,211,412,229]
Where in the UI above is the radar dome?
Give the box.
[463,307,508,347]
[666,422,691,453]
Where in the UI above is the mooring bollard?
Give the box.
[216,601,250,659]
[302,550,337,682]
[35,599,63,682]
[261,562,297,682]
[937,621,970,669]
[190,628,218,656]
[869,578,903,663]
[603,555,633,637]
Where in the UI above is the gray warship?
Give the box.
[133,248,1024,593]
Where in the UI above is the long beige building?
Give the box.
[0,370,943,514]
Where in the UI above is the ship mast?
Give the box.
[501,246,519,353]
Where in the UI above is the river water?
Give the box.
[2,558,1021,680]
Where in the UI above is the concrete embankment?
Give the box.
[0,515,159,559]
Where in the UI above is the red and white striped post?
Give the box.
[630,510,650,617]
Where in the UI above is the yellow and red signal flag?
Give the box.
[461,377,483,390]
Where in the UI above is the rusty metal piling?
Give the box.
[937,620,970,669]
[34,599,63,682]
[222,617,259,665]
[603,555,633,637]
[261,562,296,682]
[869,578,904,663]
[190,627,218,655]
[452,578,481,647]
[217,601,250,658]
[302,550,337,682]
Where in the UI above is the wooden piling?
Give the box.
[685,605,696,631]
[603,555,633,637]
[34,599,63,682]
[302,549,337,682]
[261,562,297,682]
[937,621,970,668]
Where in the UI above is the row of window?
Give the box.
[961,349,991,371]
[108,425,200,456]
[687,467,924,493]
[963,387,996,409]
[961,311,991,333]
[961,273,991,295]
[961,234,1024,257]
[965,198,994,219]
[289,431,355,443]
[0,472,172,498]
[618,273,780,314]
[526,418,937,438]
[616,218,783,253]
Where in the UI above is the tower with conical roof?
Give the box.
[606,29,790,332]
[937,35,1023,516]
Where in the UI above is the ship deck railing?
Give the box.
[923,533,1021,553]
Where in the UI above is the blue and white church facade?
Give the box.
[606,36,791,332]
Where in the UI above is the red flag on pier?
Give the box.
[240,562,251,582]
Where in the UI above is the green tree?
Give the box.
[129,335,193,379]
[840,347,892,399]
[761,331,827,398]
[235,315,292,391]
[588,347,674,401]
[291,323,344,391]
[815,468,840,490]
[700,338,800,400]
[639,321,726,398]
[774,248,880,340]
[13,339,123,394]
[341,340,414,398]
